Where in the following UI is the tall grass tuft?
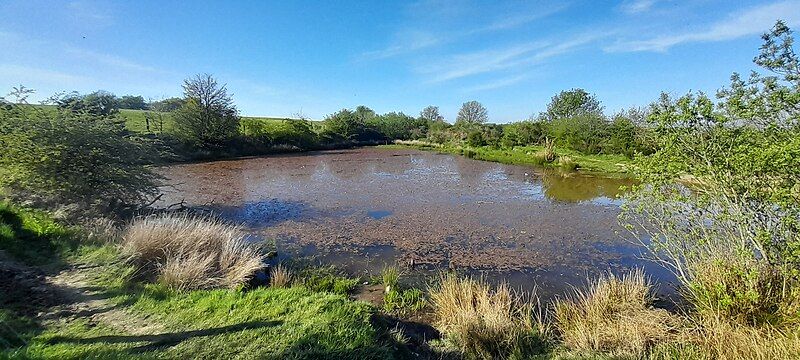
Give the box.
[429,274,547,359]
[537,138,557,163]
[553,269,678,357]
[121,214,264,290]
[270,264,293,288]
[381,265,400,293]
[686,256,799,327]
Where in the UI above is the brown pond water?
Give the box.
[158,147,677,301]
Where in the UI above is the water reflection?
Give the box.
[540,170,635,203]
[157,147,675,299]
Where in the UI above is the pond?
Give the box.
[158,147,677,301]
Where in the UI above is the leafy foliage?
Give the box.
[118,95,148,110]
[539,88,603,121]
[57,90,120,116]
[419,105,444,123]
[0,100,160,214]
[173,74,240,149]
[455,100,488,127]
[621,20,800,329]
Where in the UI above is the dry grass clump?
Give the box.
[557,155,578,171]
[553,269,678,357]
[269,264,293,288]
[649,320,800,360]
[429,274,546,359]
[686,257,799,327]
[121,213,264,290]
[537,138,557,163]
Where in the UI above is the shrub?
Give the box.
[121,214,264,290]
[429,274,547,359]
[466,130,485,147]
[687,256,799,326]
[553,270,678,357]
[57,90,120,116]
[367,112,427,140]
[547,114,609,154]
[502,120,547,147]
[320,108,380,143]
[241,118,317,149]
[0,101,159,215]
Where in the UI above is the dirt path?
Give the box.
[41,263,166,336]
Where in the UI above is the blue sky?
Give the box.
[1,0,799,122]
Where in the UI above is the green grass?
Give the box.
[0,204,403,359]
[119,109,176,133]
[381,142,635,175]
[2,260,402,359]
[119,109,312,136]
[6,284,396,359]
[0,201,89,267]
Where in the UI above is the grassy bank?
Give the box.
[3,203,799,359]
[0,205,413,359]
[381,140,634,175]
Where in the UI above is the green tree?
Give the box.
[368,112,419,140]
[621,21,800,325]
[321,109,364,142]
[354,105,377,123]
[548,113,608,154]
[419,105,444,123]
[118,95,148,110]
[57,90,119,116]
[455,100,488,127]
[540,88,603,121]
[173,74,240,149]
[501,120,547,147]
[150,97,185,112]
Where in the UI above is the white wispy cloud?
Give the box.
[619,0,658,15]
[63,46,160,73]
[67,0,114,26]
[419,30,612,83]
[360,31,443,60]
[463,73,531,92]
[0,64,92,87]
[360,3,568,60]
[420,41,547,82]
[607,0,800,52]
[466,4,569,34]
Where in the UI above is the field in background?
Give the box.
[119,109,312,134]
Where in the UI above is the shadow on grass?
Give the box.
[47,320,282,352]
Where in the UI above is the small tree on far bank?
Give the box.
[540,88,603,121]
[419,105,445,123]
[173,74,240,149]
[455,100,488,127]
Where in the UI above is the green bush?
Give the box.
[241,118,318,149]
[57,90,119,116]
[547,114,609,154]
[501,120,547,147]
[0,103,160,214]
